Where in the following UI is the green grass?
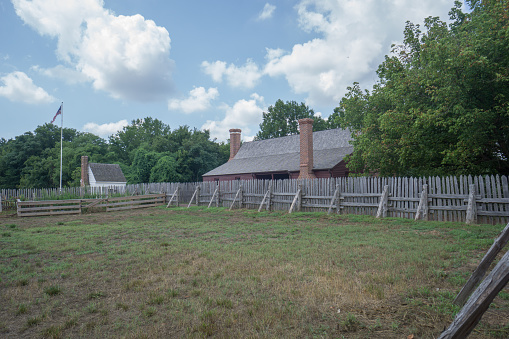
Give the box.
[0,207,507,338]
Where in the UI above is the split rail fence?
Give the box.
[16,194,165,217]
[3,175,509,224]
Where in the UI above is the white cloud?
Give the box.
[12,0,174,101]
[31,65,90,84]
[201,93,266,141]
[0,71,56,104]
[258,3,276,21]
[83,119,129,137]
[202,59,263,89]
[168,87,219,113]
[262,0,455,106]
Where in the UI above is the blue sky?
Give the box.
[0,0,463,142]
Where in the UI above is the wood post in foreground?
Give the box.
[439,250,509,339]
[453,222,509,306]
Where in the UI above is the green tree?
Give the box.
[255,100,329,140]
[335,1,509,176]
[108,117,171,164]
[0,124,81,188]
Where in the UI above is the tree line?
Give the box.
[0,118,229,189]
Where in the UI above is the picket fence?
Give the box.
[2,175,509,224]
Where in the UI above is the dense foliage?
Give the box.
[255,99,336,140]
[333,0,509,176]
[0,118,229,188]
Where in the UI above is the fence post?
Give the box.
[229,184,242,211]
[16,199,21,217]
[453,222,509,306]
[0,195,2,213]
[216,183,220,207]
[266,181,273,211]
[239,184,243,209]
[466,184,477,224]
[328,184,340,215]
[196,186,201,206]
[208,184,219,208]
[376,185,389,218]
[415,184,429,221]
[289,183,302,214]
[438,250,509,339]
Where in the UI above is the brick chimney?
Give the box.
[298,119,316,179]
[81,156,89,187]
[229,129,241,161]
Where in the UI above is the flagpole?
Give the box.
[59,102,63,192]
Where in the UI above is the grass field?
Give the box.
[0,207,508,338]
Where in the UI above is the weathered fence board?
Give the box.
[5,175,509,224]
[17,194,165,217]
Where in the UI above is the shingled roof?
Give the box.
[89,163,127,182]
[203,128,353,176]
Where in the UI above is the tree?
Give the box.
[334,1,509,176]
[0,124,81,188]
[108,117,171,164]
[255,100,329,140]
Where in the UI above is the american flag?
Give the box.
[51,105,62,124]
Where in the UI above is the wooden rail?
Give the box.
[16,194,165,217]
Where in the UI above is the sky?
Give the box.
[0,0,465,142]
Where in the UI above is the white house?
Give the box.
[81,156,126,188]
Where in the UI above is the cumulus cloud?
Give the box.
[263,0,455,106]
[31,65,90,84]
[201,94,266,141]
[12,0,174,101]
[168,87,219,113]
[0,71,56,104]
[83,119,129,137]
[258,3,276,21]
[201,59,262,89]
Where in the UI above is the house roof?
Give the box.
[203,128,354,177]
[89,163,127,182]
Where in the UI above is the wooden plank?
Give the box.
[415,184,429,221]
[107,203,163,212]
[430,206,468,211]
[476,211,509,217]
[466,184,477,224]
[18,205,81,212]
[388,197,421,202]
[439,250,509,339]
[376,185,389,218]
[289,187,301,214]
[328,185,340,215]
[19,210,81,217]
[485,175,493,224]
[389,208,418,213]
[454,222,509,306]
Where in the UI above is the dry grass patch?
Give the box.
[0,207,507,338]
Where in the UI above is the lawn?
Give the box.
[0,207,508,338]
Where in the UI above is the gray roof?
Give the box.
[89,163,127,182]
[203,128,354,176]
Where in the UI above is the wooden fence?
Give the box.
[186,175,509,225]
[3,175,509,224]
[16,194,165,217]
